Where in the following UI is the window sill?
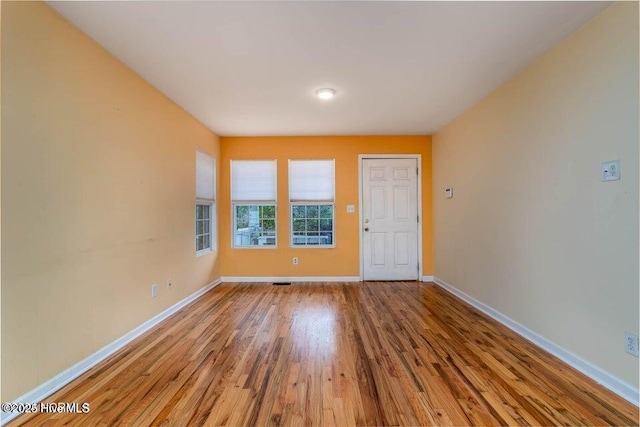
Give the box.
[232,245,278,250]
[196,248,214,257]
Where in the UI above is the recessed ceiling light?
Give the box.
[316,88,336,100]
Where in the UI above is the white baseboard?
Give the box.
[0,278,222,426]
[221,276,360,283]
[421,275,434,282]
[433,276,639,406]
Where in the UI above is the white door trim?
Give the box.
[358,154,423,281]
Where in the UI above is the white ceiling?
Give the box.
[48,1,611,136]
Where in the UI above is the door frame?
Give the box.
[358,154,423,281]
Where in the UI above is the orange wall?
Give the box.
[220,136,433,278]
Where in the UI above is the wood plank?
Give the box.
[8,282,638,426]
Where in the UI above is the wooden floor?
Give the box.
[9,282,638,426]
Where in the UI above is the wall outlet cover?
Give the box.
[601,160,620,181]
[445,188,454,199]
[625,332,639,357]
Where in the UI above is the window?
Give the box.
[196,203,212,252]
[231,160,277,247]
[196,150,215,255]
[289,159,335,247]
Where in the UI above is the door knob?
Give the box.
[364,227,369,232]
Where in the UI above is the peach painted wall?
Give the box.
[219,136,433,278]
[432,2,638,389]
[2,2,220,400]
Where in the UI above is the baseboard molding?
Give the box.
[221,276,361,283]
[1,278,222,425]
[421,275,434,282]
[433,276,639,406]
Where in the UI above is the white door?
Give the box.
[362,158,419,280]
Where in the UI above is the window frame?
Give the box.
[196,199,214,256]
[232,203,278,249]
[288,159,336,249]
[230,159,278,249]
[195,150,216,256]
[290,202,335,248]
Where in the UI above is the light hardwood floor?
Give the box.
[8,282,638,426]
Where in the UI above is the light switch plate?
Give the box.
[601,160,620,181]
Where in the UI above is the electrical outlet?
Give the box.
[151,284,158,298]
[293,257,299,265]
[624,332,638,357]
[167,279,173,290]
[445,188,454,199]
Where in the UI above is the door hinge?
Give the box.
[417,215,419,223]
[417,263,420,272]
[416,168,419,176]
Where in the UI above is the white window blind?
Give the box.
[196,151,215,201]
[231,160,277,202]
[289,160,335,202]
